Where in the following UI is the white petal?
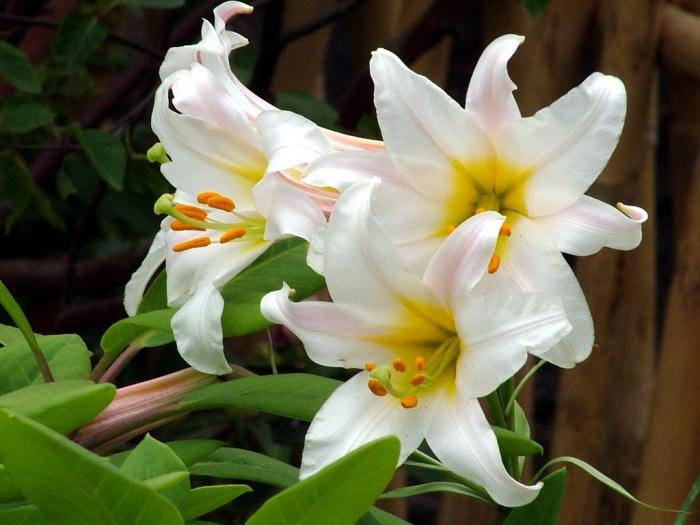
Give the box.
[263,180,327,243]
[453,293,571,397]
[303,151,403,192]
[260,284,396,368]
[426,392,541,507]
[423,211,504,307]
[370,49,491,201]
[534,196,647,256]
[213,2,254,33]
[256,110,332,173]
[124,230,166,316]
[300,372,432,479]
[324,180,449,336]
[465,34,524,138]
[171,282,231,375]
[499,72,626,216]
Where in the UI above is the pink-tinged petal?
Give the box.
[261,284,396,369]
[453,293,571,397]
[423,211,504,306]
[534,196,647,256]
[256,110,332,174]
[300,372,432,479]
[426,392,541,507]
[124,230,166,316]
[465,34,524,138]
[262,179,327,244]
[370,49,492,201]
[499,73,626,216]
[213,1,253,33]
[171,281,231,375]
[322,128,385,152]
[303,151,403,191]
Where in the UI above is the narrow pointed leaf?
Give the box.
[674,474,700,525]
[190,448,298,488]
[380,481,491,504]
[492,426,543,456]
[184,485,252,520]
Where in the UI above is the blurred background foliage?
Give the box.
[0,0,699,524]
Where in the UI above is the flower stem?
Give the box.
[98,342,143,384]
[504,359,546,418]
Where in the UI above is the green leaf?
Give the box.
[0,409,183,524]
[120,435,190,511]
[0,380,114,434]
[115,0,185,7]
[0,334,91,395]
[0,157,33,232]
[184,485,251,520]
[178,373,341,422]
[0,323,24,346]
[276,91,339,130]
[0,95,54,133]
[513,401,531,477]
[246,437,400,525]
[138,271,169,313]
[111,439,223,468]
[521,0,549,15]
[100,308,174,356]
[358,508,411,525]
[535,456,677,512]
[0,500,50,524]
[0,42,40,93]
[675,474,700,525]
[492,426,543,457]
[0,281,43,359]
[505,468,566,524]
[190,448,299,489]
[51,13,107,69]
[75,129,127,190]
[380,481,491,504]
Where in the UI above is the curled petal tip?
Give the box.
[616,202,648,223]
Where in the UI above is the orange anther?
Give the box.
[446,224,456,234]
[488,254,501,274]
[174,204,207,220]
[392,358,406,372]
[474,207,486,215]
[207,195,235,212]
[499,223,512,236]
[172,237,211,252]
[400,395,419,409]
[219,227,246,243]
[415,356,425,371]
[368,379,388,397]
[365,362,376,372]
[410,373,426,386]
[197,191,219,204]
[171,220,205,232]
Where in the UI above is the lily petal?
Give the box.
[465,34,524,138]
[300,371,432,479]
[423,211,504,307]
[426,392,541,507]
[171,281,231,375]
[499,72,626,216]
[453,292,571,397]
[534,196,647,256]
[124,230,166,316]
[262,177,327,244]
[303,150,403,192]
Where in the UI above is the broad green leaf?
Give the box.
[190,448,299,488]
[513,401,531,473]
[246,437,400,525]
[0,500,49,524]
[358,508,411,525]
[110,439,223,468]
[380,481,491,505]
[0,464,22,503]
[504,469,566,524]
[115,0,185,7]
[0,323,24,346]
[675,474,700,525]
[0,42,40,93]
[120,435,190,511]
[0,380,114,434]
[138,271,169,313]
[50,13,107,69]
[522,0,549,15]
[0,410,183,524]
[0,95,53,133]
[184,485,252,520]
[0,334,91,395]
[100,308,174,356]
[178,373,341,422]
[75,129,127,190]
[276,91,339,130]
[492,426,543,457]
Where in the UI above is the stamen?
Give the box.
[499,224,511,236]
[392,358,406,372]
[446,224,456,234]
[415,356,425,371]
[410,373,426,386]
[400,395,418,409]
[172,237,211,252]
[171,220,205,232]
[207,195,236,212]
[367,379,388,397]
[219,227,246,243]
[474,207,486,215]
[365,362,376,372]
[488,254,501,274]
[174,204,207,221]
[197,192,219,204]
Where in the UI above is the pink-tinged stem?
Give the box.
[98,342,144,384]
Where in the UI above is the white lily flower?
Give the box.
[303,35,648,367]
[261,180,572,507]
[124,61,331,375]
